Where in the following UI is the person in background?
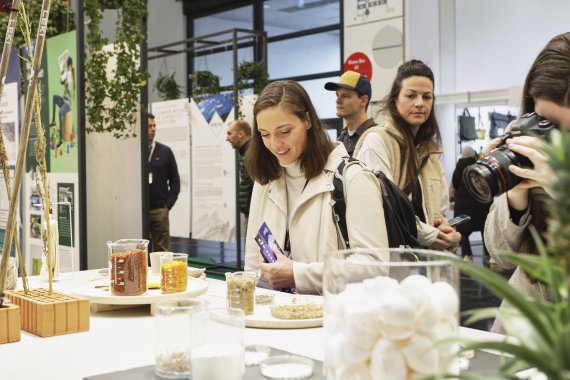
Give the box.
[226,120,255,232]
[244,80,388,294]
[451,145,492,261]
[484,32,570,333]
[353,59,461,250]
[324,70,375,156]
[148,113,181,252]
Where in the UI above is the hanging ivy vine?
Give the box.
[0,0,75,48]
[84,0,149,139]
[236,60,269,118]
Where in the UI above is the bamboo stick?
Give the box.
[0,0,29,294]
[0,0,51,306]
[0,0,28,298]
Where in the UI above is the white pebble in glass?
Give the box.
[155,298,207,379]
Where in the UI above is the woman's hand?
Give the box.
[430,218,461,250]
[258,244,295,289]
[482,137,502,156]
[506,136,554,197]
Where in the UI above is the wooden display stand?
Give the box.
[6,289,90,337]
[0,303,21,344]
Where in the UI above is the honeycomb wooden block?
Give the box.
[0,303,21,344]
[5,289,90,337]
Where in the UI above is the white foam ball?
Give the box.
[401,334,439,374]
[378,320,415,340]
[378,290,417,327]
[415,298,439,334]
[430,281,459,316]
[336,362,373,380]
[370,339,407,380]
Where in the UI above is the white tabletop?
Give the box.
[0,269,503,380]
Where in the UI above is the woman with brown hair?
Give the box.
[244,80,388,294]
[354,59,461,250]
[484,32,570,333]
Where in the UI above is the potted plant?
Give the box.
[236,60,269,95]
[154,72,181,101]
[451,129,570,379]
[188,70,220,99]
[84,0,149,139]
[236,60,269,118]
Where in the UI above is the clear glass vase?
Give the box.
[323,248,460,379]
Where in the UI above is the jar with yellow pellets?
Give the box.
[160,253,188,294]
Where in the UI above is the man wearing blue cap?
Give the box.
[325,70,375,156]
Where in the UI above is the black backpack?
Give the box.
[331,157,419,248]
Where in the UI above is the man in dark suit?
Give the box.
[148,113,180,252]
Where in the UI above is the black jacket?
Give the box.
[337,118,377,157]
[149,141,180,209]
[452,156,491,228]
[238,140,254,215]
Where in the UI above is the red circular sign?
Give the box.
[344,52,372,80]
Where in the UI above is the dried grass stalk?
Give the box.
[0,0,52,297]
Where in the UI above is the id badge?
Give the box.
[149,172,153,184]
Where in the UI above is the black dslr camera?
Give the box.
[463,112,558,203]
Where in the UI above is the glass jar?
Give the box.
[160,253,188,294]
[323,248,460,379]
[225,271,257,315]
[107,239,149,296]
[155,298,208,379]
[191,307,245,380]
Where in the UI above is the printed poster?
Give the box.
[190,93,237,242]
[151,98,192,237]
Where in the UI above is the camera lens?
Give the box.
[463,146,528,203]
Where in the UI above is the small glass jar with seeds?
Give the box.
[225,271,257,315]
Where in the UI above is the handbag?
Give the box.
[489,111,516,139]
[459,108,478,141]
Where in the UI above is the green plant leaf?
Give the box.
[498,251,562,287]
[453,258,556,346]
[460,341,557,377]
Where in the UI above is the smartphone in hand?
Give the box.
[448,214,471,227]
[255,222,285,263]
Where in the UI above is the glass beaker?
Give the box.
[191,307,245,380]
[107,239,149,296]
[155,298,208,379]
[160,253,188,294]
[323,248,460,379]
[225,271,257,315]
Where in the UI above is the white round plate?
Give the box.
[72,276,209,305]
[245,293,323,329]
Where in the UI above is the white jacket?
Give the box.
[354,123,449,247]
[245,143,389,294]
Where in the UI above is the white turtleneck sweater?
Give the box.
[282,161,306,226]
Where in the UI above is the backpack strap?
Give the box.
[330,156,366,249]
[331,156,420,249]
